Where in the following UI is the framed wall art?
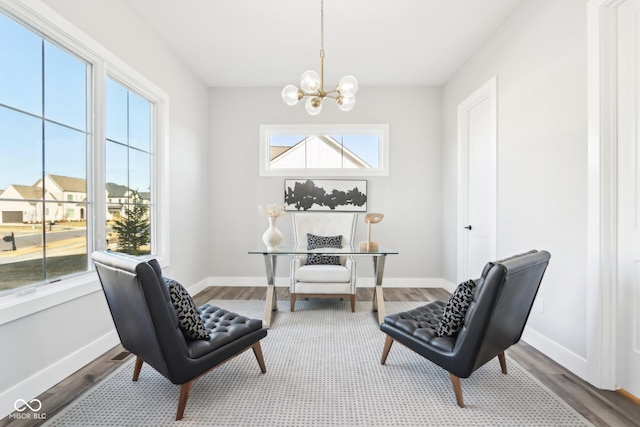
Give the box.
[284,179,367,212]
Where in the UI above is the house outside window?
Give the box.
[260,124,389,177]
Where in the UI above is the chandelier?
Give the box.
[281,0,358,115]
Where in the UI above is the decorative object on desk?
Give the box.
[284,179,367,211]
[359,213,384,252]
[259,204,286,250]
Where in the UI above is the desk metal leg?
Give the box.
[263,254,278,328]
[372,255,386,324]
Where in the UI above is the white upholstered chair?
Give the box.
[290,212,357,312]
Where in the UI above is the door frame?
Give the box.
[456,76,497,283]
[586,0,630,390]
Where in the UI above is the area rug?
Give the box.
[45,299,592,426]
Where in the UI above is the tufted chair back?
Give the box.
[92,250,268,420]
[289,212,358,312]
[292,212,357,264]
[92,251,188,382]
[380,250,550,408]
[450,250,550,377]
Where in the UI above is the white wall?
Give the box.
[443,0,588,375]
[0,0,210,417]
[208,86,445,286]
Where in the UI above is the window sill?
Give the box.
[0,272,102,326]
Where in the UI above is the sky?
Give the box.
[0,12,151,193]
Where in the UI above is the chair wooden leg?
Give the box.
[176,381,193,421]
[132,357,143,381]
[380,335,394,365]
[290,294,296,312]
[449,373,464,407]
[350,294,356,312]
[498,351,508,374]
[252,342,267,373]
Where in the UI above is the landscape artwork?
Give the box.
[284,179,367,212]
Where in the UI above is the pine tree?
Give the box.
[112,191,150,255]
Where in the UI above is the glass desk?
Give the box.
[248,246,398,328]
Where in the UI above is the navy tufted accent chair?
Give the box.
[91,251,267,421]
[380,250,550,407]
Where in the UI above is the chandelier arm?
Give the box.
[300,90,322,97]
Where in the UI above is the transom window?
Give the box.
[260,124,389,176]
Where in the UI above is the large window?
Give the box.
[106,78,153,256]
[260,124,389,176]
[0,9,164,296]
[0,12,90,292]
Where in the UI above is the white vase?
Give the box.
[262,216,283,250]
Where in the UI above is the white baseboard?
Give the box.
[0,330,119,419]
[186,277,213,296]
[206,276,452,289]
[521,326,588,379]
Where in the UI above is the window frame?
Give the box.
[259,124,389,177]
[0,1,170,324]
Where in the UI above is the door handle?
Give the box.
[464,225,472,230]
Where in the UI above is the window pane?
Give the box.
[44,122,86,188]
[106,79,128,144]
[343,134,379,168]
[0,106,43,190]
[44,41,87,131]
[0,13,42,116]
[129,149,150,196]
[267,132,380,170]
[128,92,151,151]
[44,201,87,281]
[306,135,341,168]
[269,135,305,169]
[106,141,128,188]
[0,202,45,291]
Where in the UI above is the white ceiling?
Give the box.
[122,0,524,87]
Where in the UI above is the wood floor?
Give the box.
[2,287,639,427]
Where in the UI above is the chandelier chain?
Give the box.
[320,0,324,57]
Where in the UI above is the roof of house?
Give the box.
[10,185,48,200]
[45,175,87,193]
[270,135,371,168]
[106,182,130,198]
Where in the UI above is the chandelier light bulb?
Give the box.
[282,85,302,105]
[305,97,323,115]
[337,93,356,112]
[300,70,321,93]
[338,75,359,96]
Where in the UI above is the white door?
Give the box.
[457,78,497,281]
[616,0,640,398]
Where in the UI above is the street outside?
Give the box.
[0,222,95,292]
[0,222,88,263]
